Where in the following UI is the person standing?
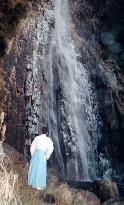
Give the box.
[28,127,54,190]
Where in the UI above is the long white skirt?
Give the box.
[28,149,47,188]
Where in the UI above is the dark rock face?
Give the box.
[3,41,26,153]
[69,0,124,179]
[3,1,54,155]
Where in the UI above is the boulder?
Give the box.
[94,180,119,203]
[72,190,101,205]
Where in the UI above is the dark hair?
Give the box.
[41,127,48,134]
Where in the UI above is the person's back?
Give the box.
[28,127,54,190]
[34,134,53,149]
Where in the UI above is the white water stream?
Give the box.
[47,0,100,180]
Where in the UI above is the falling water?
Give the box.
[47,0,101,180]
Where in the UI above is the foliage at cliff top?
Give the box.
[0,0,27,57]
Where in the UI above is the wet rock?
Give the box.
[120,52,124,61]
[109,42,122,54]
[117,183,124,197]
[42,193,55,203]
[98,154,112,180]
[111,29,120,40]
[94,180,119,203]
[72,190,101,205]
[100,32,115,46]
[102,197,124,205]
[66,180,94,191]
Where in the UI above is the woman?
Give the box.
[28,127,54,190]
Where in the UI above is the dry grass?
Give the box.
[55,183,73,205]
[72,190,101,205]
[0,0,28,58]
[45,182,73,204]
[1,144,101,205]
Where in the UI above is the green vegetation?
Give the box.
[7,3,27,26]
[0,0,27,57]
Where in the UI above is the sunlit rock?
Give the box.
[0,112,4,128]
[0,142,3,155]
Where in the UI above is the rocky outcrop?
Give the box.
[93,180,119,203]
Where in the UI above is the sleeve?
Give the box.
[46,140,54,160]
[30,138,36,157]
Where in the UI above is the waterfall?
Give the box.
[23,0,103,180]
[46,0,101,180]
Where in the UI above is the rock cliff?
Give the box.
[0,0,124,181]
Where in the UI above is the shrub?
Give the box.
[0,0,14,14]
[0,1,27,56]
[5,3,27,26]
[14,3,27,19]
